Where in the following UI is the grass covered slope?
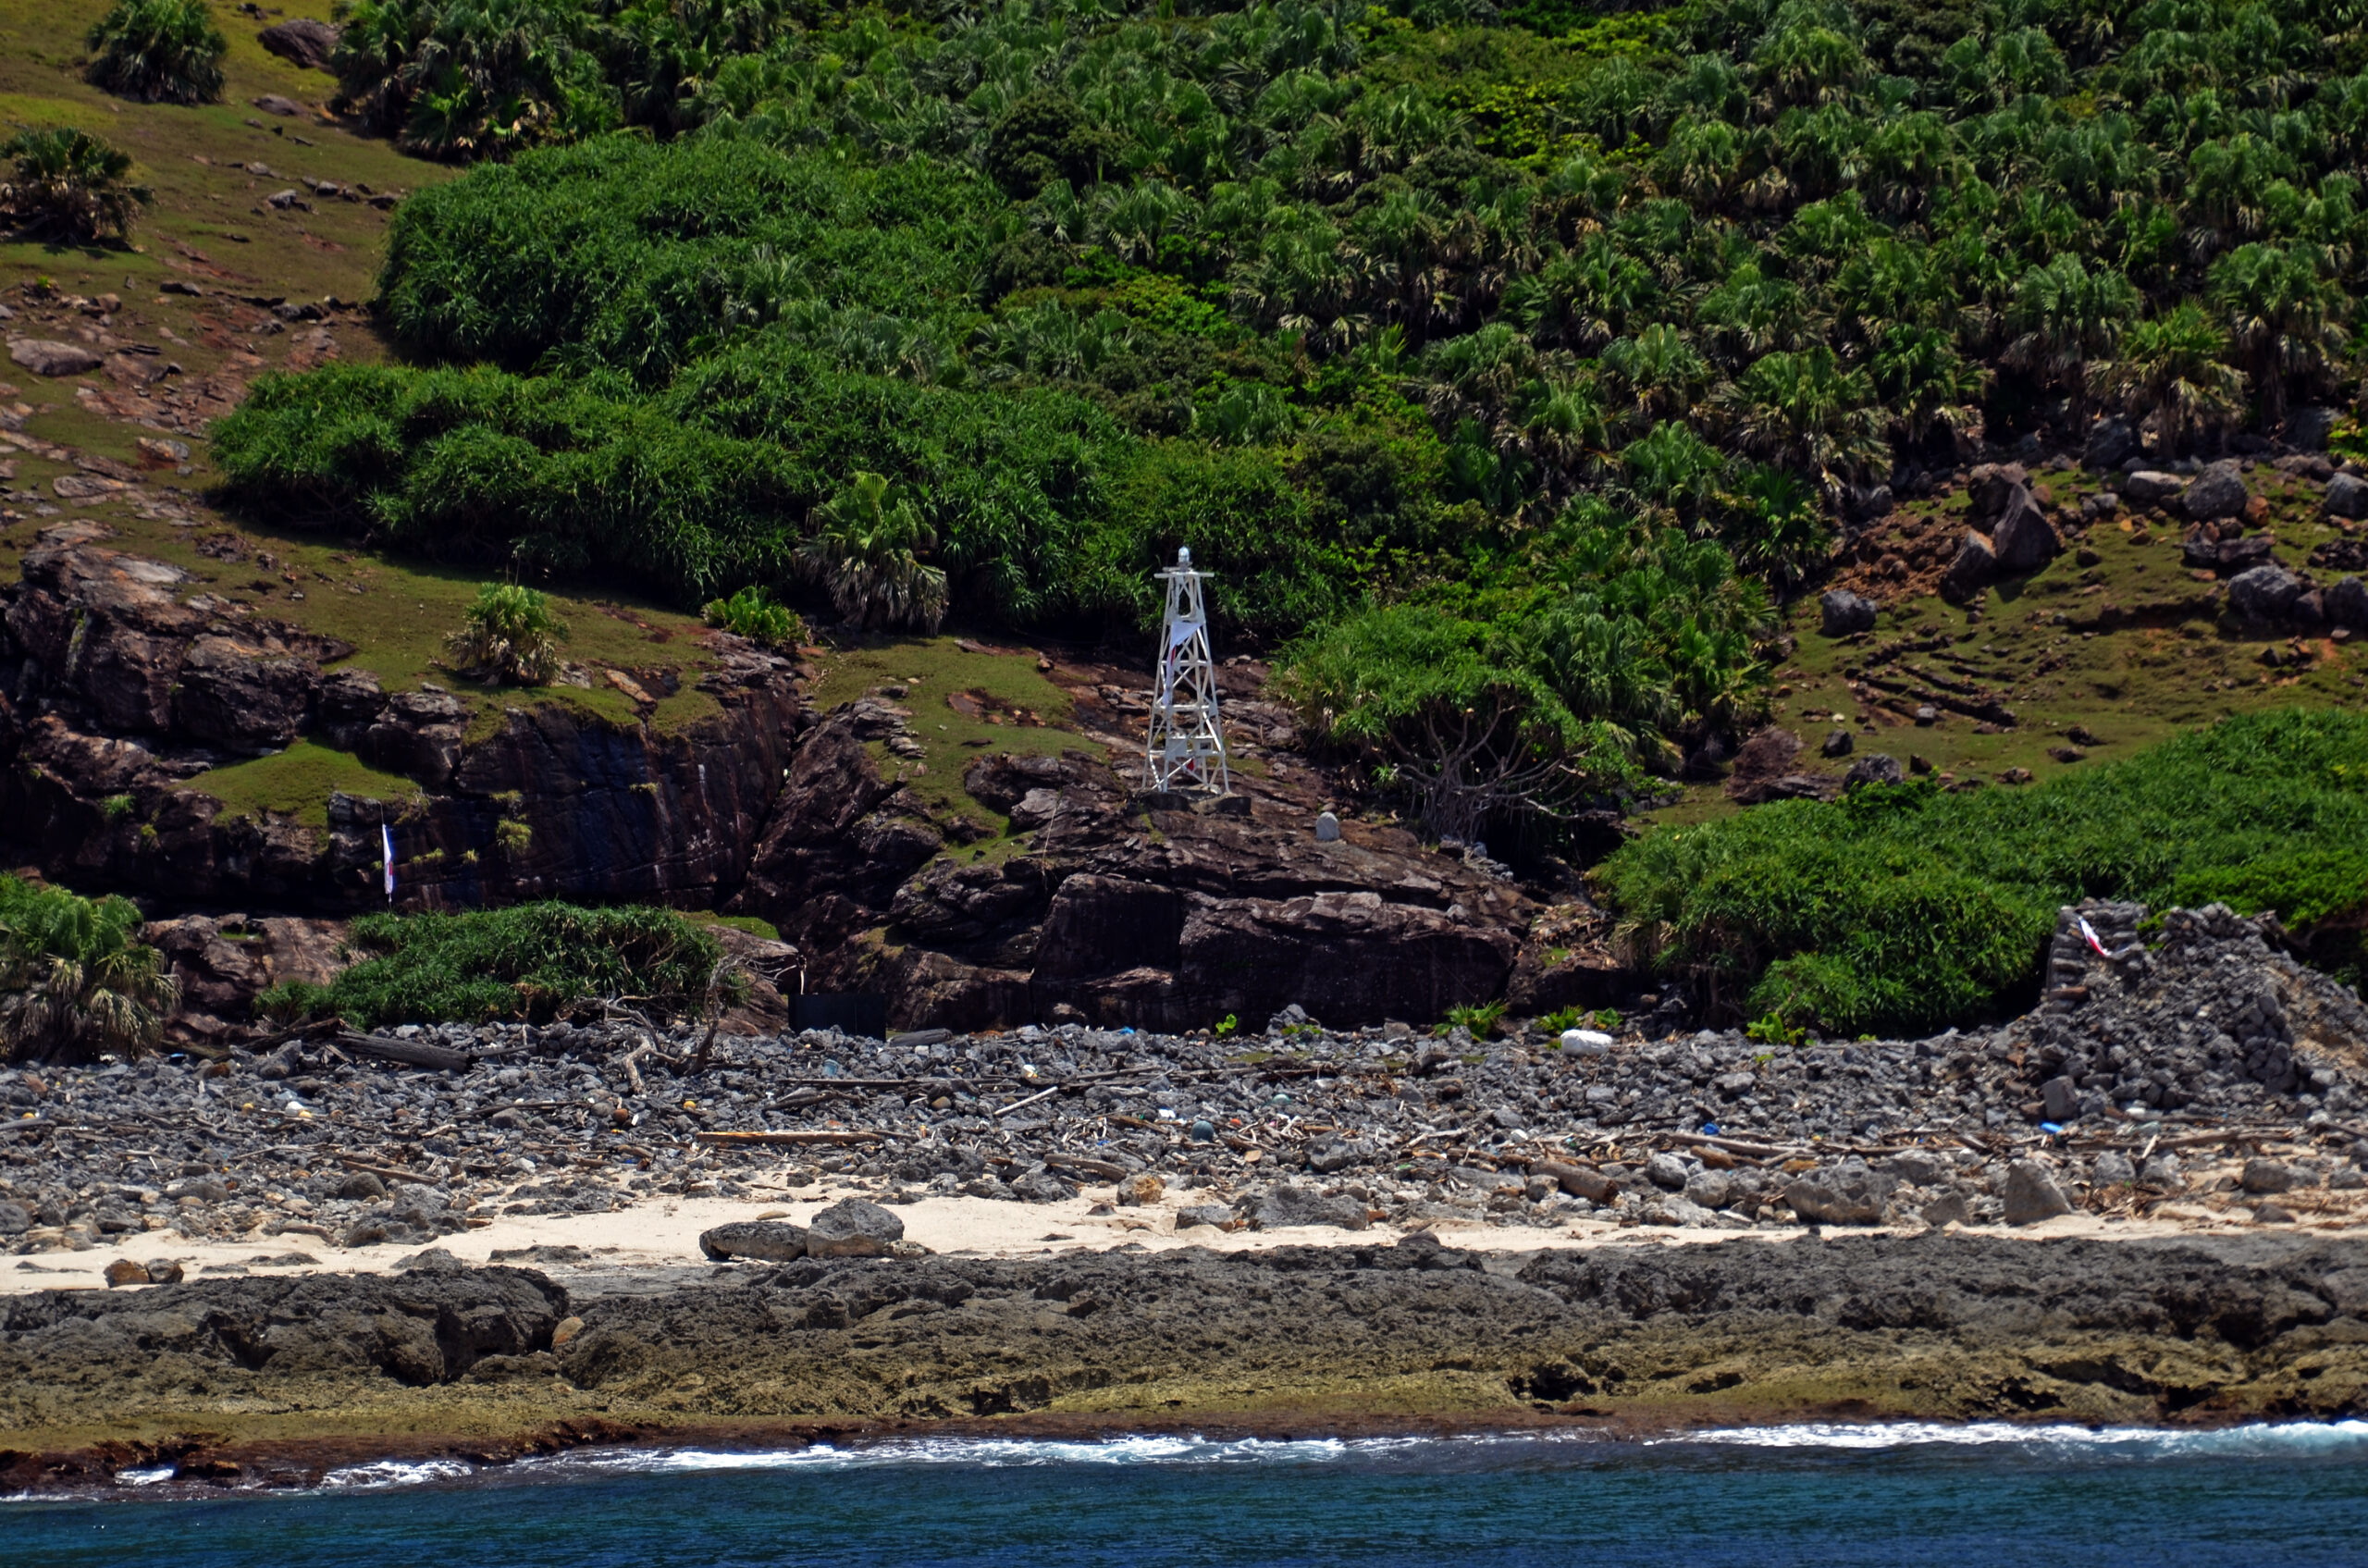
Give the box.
[1596,708,2368,1036]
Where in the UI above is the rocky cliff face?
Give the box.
[0,528,808,912]
[731,709,1545,1032]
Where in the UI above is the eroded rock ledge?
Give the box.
[5,1232,2365,1483]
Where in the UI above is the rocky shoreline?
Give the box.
[6,898,2367,1269]
[5,1229,2367,1493]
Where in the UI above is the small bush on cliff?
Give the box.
[0,129,153,243]
[0,876,179,1061]
[445,583,569,685]
[83,0,226,105]
[1594,709,2368,1038]
[264,902,727,1028]
[702,585,806,648]
[800,472,949,633]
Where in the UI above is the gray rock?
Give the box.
[1920,1192,1971,1227]
[1844,753,1906,788]
[2084,418,2137,471]
[2226,564,2304,623]
[257,17,339,70]
[1644,1153,1692,1191]
[1251,1182,1370,1230]
[1821,728,1854,759]
[1879,1150,1949,1186]
[337,1172,386,1201]
[2181,460,2249,521]
[1314,810,1341,843]
[1783,1163,1896,1225]
[805,1197,905,1258]
[1992,487,2062,571]
[7,340,104,377]
[0,1200,30,1236]
[1682,1169,1733,1210]
[2330,576,2368,630]
[2091,1151,2136,1187]
[1642,1194,1715,1227]
[1011,1169,1074,1203]
[2001,1160,2074,1224]
[2287,406,2337,452]
[1176,1203,1235,1229]
[2041,1075,2079,1122]
[2325,473,2368,520]
[2124,470,2185,506]
[2240,1157,2297,1194]
[698,1220,808,1263]
[1942,530,1997,599]
[1819,589,1880,636]
[2140,1154,2183,1187]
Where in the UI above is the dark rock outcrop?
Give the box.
[256,17,339,69]
[0,532,808,911]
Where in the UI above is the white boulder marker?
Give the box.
[1143,546,1229,794]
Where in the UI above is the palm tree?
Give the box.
[1714,346,1887,499]
[2207,242,2350,426]
[0,880,179,1062]
[84,0,225,105]
[0,129,152,242]
[446,583,570,685]
[2004,254,2139,431]
[800,472,948,632]
[2087,304,2249,458]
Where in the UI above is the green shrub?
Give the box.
[0,876,179,1061]
[0,129,153,243]
[83,0,225,105]
[265,902,728,1028]
[1594,710,2368,1038]
[445,583,569,685]
[701,586,806,648]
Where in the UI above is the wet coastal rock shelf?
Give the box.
[4,902,2366,1259]
[6,1230,2368,1475]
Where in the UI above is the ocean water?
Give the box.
[13,1423,2368,1567]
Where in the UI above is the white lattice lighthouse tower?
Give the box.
[1144,546,1228,794]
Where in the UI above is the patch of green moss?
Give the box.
[183,740,419,828]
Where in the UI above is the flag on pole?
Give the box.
[382,822,397,902]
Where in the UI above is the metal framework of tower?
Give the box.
[1143,546,1229,794]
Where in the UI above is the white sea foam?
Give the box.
[319,1458,480,1489]
[524,1435,1387,1476]
[1665,1419,2368,1456]
[113,1467,177,1487]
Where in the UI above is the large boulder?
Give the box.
[256,17,339,69]
[1782,1163,1896,1225]
[2123,470,2185,507]
[2331,576,2368,629]
[1940,530,1997,601]
[2287,407,2337,452]
[2083,418,2137,472]
[2001,1160,2074,1225]
[2226,564,2305,623]
[7,340,104,377]
[2325,473,2368,520]
[698,1221,808,1263]
[1844,753,1906,788]
[2180,460,2250,521]
[2184,529,2276,574]
[1250,1182,1370,1230]
[1819,589,1880,636]
[804,1198,905,1259]
[1965,463,2029,522]
[1991,485,2063,571]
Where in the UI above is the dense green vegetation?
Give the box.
[215,0,2368,838]
[0,876,179,1061]
[1594,709,2368,1037]
[260,901,728,1027]
[445,582,572,685]
[0,128,153,242]
[83,0,227,105]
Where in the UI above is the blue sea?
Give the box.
[13,1423,2368,1566]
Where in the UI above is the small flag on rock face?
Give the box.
[382,822,396,901]
[2077,916,2111,957]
